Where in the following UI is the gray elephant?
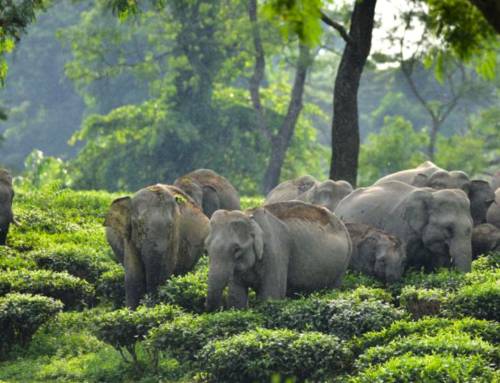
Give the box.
[491,171,500,191]
[335,181,473,272]
[205,201,352,311]
[174,169,240,218]
[486,188,500,228]
[265,175,353,212]
[472,223,500,258]
[0,169,14,245]
[105,184,209,308]
[345,222,406,283]
[375,161,494,226]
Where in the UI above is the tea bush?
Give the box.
[148,310,264,361]
[0,293,63,358]
[399,286,446,319]
[0,247,35,270]
[0,269,95,310]
[96,265,125,308]
[446,280,500,320]
[198,328,352,383]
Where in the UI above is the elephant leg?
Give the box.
[124,241,145,309]
[0,228,7,246]
[227,279,248,309]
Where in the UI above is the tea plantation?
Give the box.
[0,185,498,382]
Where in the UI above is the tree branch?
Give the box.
[320,11,354,45]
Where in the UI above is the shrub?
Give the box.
[0,247,35,270]
[446,280,500,320]
[156,263,208,313]
[0,293,63,358]
[399,286,445,319]
[349,354,498,383]
[93,304,182,363]
[0,269,95,310]
[148,310,264,361]
[390,269,465,296]
[472,252,500,272]
[355,331,498,371]
[30,247,111,283]
[198,328,352,383]
[356,317,500,353]
[340,271,384,291]
[96,265,125,308]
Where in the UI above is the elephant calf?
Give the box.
[0,169,14,245]
[265,175,353,212]
[105,184,209,308]
[205,201,352,311]
[345,222,406,283]
[472,223,500,258]
[174,169,240,218]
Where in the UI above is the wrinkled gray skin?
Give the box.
[0,169,14,245]
[471,223,500,259]
[265,175,353,212]
[345,222,406,283]
[105,184,209,308]
[486,188,500,229]
[335,181,473,272]
[205,201,352,311]
[174,169,240,218]
[491,172,500,191]
[375,161,494,226]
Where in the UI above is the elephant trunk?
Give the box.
[450,238,472,273]
[206,263,232,312]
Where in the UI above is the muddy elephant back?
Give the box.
[265,175,317,205]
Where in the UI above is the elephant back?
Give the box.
[265,175,318,205]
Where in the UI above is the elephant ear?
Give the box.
[104,197,132,239]
[202,185,220,218]
[249,216,264,261]
[413,173,429,187]
[403,189,433,234]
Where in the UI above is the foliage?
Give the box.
[358,116,428,186]
[446,280,500,320]
[399,286,446,319]
[0,293,63,358]
[349,354,498,383]
[148,310,264,362]
[0,269,95,310]
[20,150,72,189]
[198,328,352,383]
[93,304,182,363]
[96,265,125,308]
[0,246,35,270]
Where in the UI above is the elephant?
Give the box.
[491,171,500,191]
[345,222,406,283]
[205,201,352,311]
[174,169,240,218]
[265,175,353,212]
[104,184,209,308]
[375,161,494,226]
[471,223,500,258]
[335,181,473,273]
[486,188,500,229]
[0,169,14,245]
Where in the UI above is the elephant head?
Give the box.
[426,170,470,193]
[302,180,353,212]
[105,185,181,308]
[468,180,495,226]
[174,177,204,207]
[205,210,263,311]
[403,188,472,272]
[365,235,406,283]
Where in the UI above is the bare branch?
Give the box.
[320,11,354,45]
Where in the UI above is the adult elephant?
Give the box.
[491,171,500,191]
[486,188,500,228]
[335,181,473,272]
[105,184,209,308]
[0,169,14,245]
[472,223,500,258]
[205,201,352,311]
[174,169,240,218]
[375,161,494,226]
[265,175,353,212]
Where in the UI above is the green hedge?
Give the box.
[198,328,352,383]
[148,310,264,361]
[0,247,35,271]
[0,293,63,358]
[447,280,500,320]
[399,286,446,319]
[349,354,498,382]
[0,269,95,310]
[96,265,125,308]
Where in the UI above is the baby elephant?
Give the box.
[345,222,406,283]
[472,223,500,258]
[0,169,14,245]
[174,169,240,218]
[105,184,209,308]
[205,201,352,311]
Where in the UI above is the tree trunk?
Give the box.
[262,44,311,194]
[329,0,377,187]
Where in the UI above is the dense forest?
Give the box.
[0,1,499,382]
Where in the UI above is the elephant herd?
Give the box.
[103,164,500,310]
